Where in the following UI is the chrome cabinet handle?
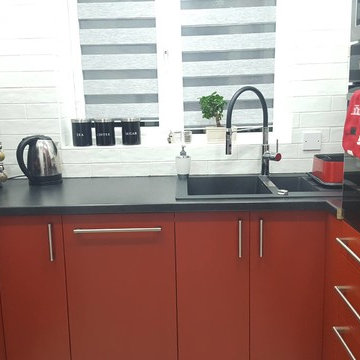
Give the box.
[47,224,55,262]
[238,220,242,258]
[334,286,360,322]
[332,327,357,360]
[336,237,360,265]
[73,227,162,234]
[259,219,264,258]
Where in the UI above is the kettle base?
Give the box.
[29,174,62,186]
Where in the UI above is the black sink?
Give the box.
[176,173,341,200]
[188,176,271,195]
[268,175,317,192]
[176,175,275,200]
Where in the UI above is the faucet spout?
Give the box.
[225,86,280,175]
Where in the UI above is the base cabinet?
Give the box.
[62,213,177,360]
[176,211,326,360]
[0,210,330,360]
[323,215,360,360]
[250,211,326,360]
[176,212,250,360]
[0,216,70,360]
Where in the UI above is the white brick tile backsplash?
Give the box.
[270,158,313,174]
[0,7,57,40]
[299,143,344,158]
[0,55,57,72]
[289,79,348,97]
[189,143,238,161]
[0,0,352,178]
[0,119,59,135]
[0,88,57,104]
[26,104,60,118]
[290,96,332,113]
[0,39,56,56]
[207,160,261,175]
[147,162,176,176]
[277,144,299,159]
[188,160,209,175]
[91,163,151,177]
[291,114,300,128]
[61,163,92,178]
[289,63,349,81]
[330,127,344,143]
[0,104,26,119]
[288,46,349,64]
[119,145,178,162]
[0,72,56,88]
[299,111,346,128]
[331,96,348,111]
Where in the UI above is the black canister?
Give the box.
[122,118,141,145]
[71,119,92,146]
[95,118,115,146]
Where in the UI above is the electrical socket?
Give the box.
[303,132,322,151]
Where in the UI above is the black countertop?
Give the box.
[0,176,342,216]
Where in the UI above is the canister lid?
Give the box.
[94,118,113,123]
[122,117,140,123]
[71,118,92,124]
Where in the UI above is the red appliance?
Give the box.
[312,154,344,184]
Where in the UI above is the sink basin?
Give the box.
[176,175,274,200]
[268,175,317,192]
[188,176,271,195]
[176,173,341,200]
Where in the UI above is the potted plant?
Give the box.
[199,91,226,127]
[199,92,228,143]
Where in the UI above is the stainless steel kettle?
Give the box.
[16,135,62,185]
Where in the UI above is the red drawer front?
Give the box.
[333,296,360,360]
[331,248,360,359]
[338,222,360,272]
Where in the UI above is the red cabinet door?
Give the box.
[62,213,177,360]
[0,216,70,360]
[250,211,326,360]
[175,212,250,360]
[0,297,6,360]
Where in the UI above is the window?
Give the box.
[74,0,277,135]
[180,0,277,132]
[77,0,159,126]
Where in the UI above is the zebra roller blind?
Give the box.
[77,0,159,124]
[181,0,277,131]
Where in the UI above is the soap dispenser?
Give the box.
[176,145,191,178]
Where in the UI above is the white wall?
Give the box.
[0,0,352,178]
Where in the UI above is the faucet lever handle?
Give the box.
[272,139,281,161]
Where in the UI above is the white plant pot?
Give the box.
[206,127,237,144]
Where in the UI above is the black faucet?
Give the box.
[225,86,281,176]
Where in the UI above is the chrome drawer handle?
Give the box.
[259,219,264,258]
[47,224,55,262]
[336,237,360,265]
[238,220,242,258]
[73,227,162,234]
[332,327,357,360]
[334,286,360,322]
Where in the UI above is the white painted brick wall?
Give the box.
[0,0,352,178]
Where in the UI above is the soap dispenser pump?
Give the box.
[176,145,191,178]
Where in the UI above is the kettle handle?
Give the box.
[16,135,42,179]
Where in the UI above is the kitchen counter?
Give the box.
[0,176,342,216]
